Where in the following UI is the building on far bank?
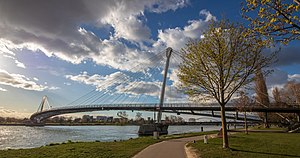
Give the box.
[82,115,93,122]
[96,116,107,122]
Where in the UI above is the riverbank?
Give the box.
[0,131,216,158]
[189,131,300,158]
[0,121,258,126]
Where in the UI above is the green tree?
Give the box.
[242,0,300,44]
[178,20,273,148]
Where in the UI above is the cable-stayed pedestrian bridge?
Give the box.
[29,48,300,125]
[30,101,300,123]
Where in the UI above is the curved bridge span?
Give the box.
[30,103,300,123]
[30,103,219,122]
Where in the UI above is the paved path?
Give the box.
[133,135,213,158]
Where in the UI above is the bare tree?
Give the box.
[255,69,270,107]
[272,87,281,104]
[234,91,252,134]
[287,81,300,104]
[178,20,274,148]
[135,112,143,121]
[255,68,271,128]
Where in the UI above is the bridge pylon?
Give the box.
[37,95,50,112]
[157,47,172,123]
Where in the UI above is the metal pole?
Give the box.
[157,47,172,123]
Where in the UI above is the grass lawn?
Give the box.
[190,132,300,158]
[0,131,215,158]
[0,137,159,158]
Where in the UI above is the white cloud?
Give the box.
[0,87,7,92]
[66,71,129,91]
[115,81,187,101]
[0,39,26,69]
[116,81,161,97]
[0,69,47,91]
[48,86,60,90]
[64,82,71,86]
[66,71,187,101]
[153,9,216,50]
[288,74,300,82]
[15,59,26,69]
[169,69,181,87]
[0,0,188,72]
[0,107,30,118]
[90,37,164,71]
[164,86,187,101]
[33,77,39,81]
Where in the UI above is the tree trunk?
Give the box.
[244,111,248,134]
[220,104,229,148]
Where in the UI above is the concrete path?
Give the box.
[133,135,214,158]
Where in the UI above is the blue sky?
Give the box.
[0,0,299,118]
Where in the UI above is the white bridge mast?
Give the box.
[157,47,172,123]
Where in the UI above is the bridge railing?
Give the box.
[32,102,300,115]
[46,102,220,110]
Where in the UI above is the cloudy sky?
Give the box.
[0,0,299,118]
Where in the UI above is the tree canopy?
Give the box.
[178,21,273,106]
[242,0,300,44]
[178,20,274,148]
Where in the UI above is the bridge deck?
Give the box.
[30,103,300,122]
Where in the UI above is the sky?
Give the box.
[0,0,299,118]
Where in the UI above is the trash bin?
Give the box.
[204,135,208,144]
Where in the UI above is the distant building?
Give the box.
[113,118,120,123]
[96,116,107,122]
[73,118,81,123]
[82,115,93,122]
[107,116,113,122]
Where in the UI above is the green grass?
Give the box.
[190,132,300,158]
[0,137,158,158]
[0,131,215,158]
[162,131,217,140]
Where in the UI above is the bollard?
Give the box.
[153,131,159,139]
[204,135,208,144]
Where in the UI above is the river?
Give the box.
[0,125,221,150]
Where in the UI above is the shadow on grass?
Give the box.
[231,148,300,157]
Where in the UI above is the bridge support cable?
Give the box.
[65,50,166,107]
[108,56,165,105]
[157,47,173,123]
[67,89,97,106]
[62,48,187,110]
[92,51,166,105]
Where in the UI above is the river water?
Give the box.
[0,125,220,150]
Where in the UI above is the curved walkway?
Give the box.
[133,134,217,158]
